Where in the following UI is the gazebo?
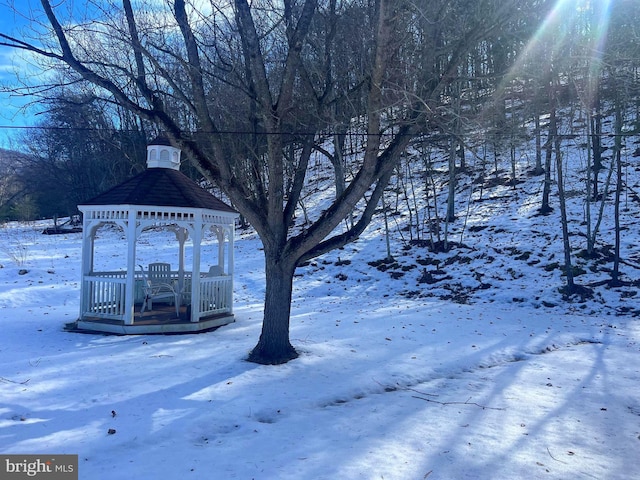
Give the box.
[73,136,239,334]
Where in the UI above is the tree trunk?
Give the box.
[510,143,517,188]
[446,134,457,222]
[590,95,603,201]
[533,83,544,175]
[585,106,594,254]
[382,193,393,260]
[555,133,575,290]
[611,88,624,286]
[611,129,622,285]
[332,132,346,199]
[248,252,298,365]
[540,121,554,214]
[540,76,556,215]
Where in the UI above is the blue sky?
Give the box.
[0,1,44,135]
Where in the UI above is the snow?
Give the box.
[2,152,640,479]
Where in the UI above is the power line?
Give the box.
[0,124,638,139]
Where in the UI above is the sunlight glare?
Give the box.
[497,0,614,105]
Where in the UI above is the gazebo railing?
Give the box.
[197,275,232,319]
[82,273,127,319]
[81,271,231,321]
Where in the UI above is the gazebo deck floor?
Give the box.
[72,302,234,334]
[136,303,190,324]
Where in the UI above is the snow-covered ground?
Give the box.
[1,145,640,479]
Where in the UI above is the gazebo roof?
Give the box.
[80,167,236,213]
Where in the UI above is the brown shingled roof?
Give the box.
[80,168,236,213]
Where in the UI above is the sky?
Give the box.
[0,0,211,139]
[0,1,40,140]
[0,0,612,144]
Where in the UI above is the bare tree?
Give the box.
[0,0,534,364]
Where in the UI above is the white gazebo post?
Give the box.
[215,227,225,271]
[190,219,203,322]
[79,219,94,317]
[123,210,138,325]
[174,227,188,298]
[227,224,235,313]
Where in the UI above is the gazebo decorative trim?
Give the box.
[73,138,240,335]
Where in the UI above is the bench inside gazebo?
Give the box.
[72,136,239,335]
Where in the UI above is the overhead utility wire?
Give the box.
[0,124,636,138]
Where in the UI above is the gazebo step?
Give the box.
[72,311,235,335]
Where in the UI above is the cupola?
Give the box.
[146,135,181,170]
